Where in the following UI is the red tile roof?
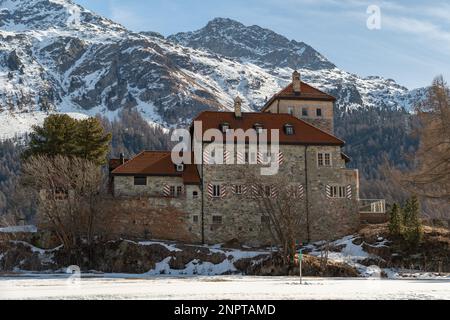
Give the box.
[261,81,335,111]
[111,151,201,185]
[193,111,344,146]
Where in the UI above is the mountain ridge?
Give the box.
[0,0,427,139]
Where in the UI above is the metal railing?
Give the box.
[359,199,386,214]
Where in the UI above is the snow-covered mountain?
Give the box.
[0,0,426,138]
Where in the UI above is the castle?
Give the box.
[109,71,384,245]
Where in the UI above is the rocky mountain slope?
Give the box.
[0,0,426,138]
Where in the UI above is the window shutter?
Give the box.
[298,184,304,199]
[326,185,332,198]
[271,185,278,198]
[346,185,352,199]
[257,152,262,164]
[221,185,227,199]
[203,151,211,164]
[277,152,284,165]
[223,150,231,164]
[251,184,259,198]
[237,151,245,164]
[163,185,171,197]
[207,183,214,199]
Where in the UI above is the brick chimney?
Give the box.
[292,70,301,93]
[234,96,242,118]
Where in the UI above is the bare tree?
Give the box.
[252,177,307,264]
[21,155,106,250]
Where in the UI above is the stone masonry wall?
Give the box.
[111,175,202,243]
[201,143,360,245]
[265,99,334,134]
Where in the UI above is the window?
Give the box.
[193,215,199,223]
[250,152,257,163]
[170,186,176,197]
[254,123,263,134]
[212,184,221,198]
[330,186,346,198]
[212,216,223,224]
[134,176,147,186]
[324,153,331,166]
[220,122,230,133]
[234,185,243,195]
[284,124,294,135]
[264,186,272,197]
[262,152,271,163]
[176,164,184,172]
[316,108,322,117]
[287,107,294,115]
[177,186,183,196]
[54,188,69,200]
[318,153,332,167]
[302,108,308,117]
[193,191,199,198]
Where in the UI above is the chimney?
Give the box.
[234,96,242,118]
[119,152,125,165]
[292,70,301,93]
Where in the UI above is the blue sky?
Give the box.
[75,0,450,89]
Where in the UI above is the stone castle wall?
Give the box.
[109,144,360,245]
[201,143,360,245]
[265,99,334,134]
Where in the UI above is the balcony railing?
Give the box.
[359,199,386,214]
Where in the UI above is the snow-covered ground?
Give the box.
[0,275,449,300]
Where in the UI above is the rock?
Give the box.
[359,257,388,268]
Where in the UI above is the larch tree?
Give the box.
[395,76,450,201]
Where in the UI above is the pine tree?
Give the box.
[402,195,423,245]
[23,115,111,166]
[388,203,403,236]
[23,114,78,159]
[75,118,112,165]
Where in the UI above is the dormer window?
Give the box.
[287,107,294,115]
[284,124,294,135]
[302,108,308,117]
[254,123,264,134]
[176,164,184,172]
[220,122,230,133]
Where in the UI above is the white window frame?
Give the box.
[329,185,346,198]
[287,106,294,115]
[212,215,223,224]
[302,107,308,117]
[212,184,221,198]
[169,186,176,197]
[234,185,243,195]
[285,126,294,135]
[262,151,271,163]
[221,124,230,133]
[318,152,332,167]
[316,108,323,117]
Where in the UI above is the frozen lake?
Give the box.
[0,275,449,300]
